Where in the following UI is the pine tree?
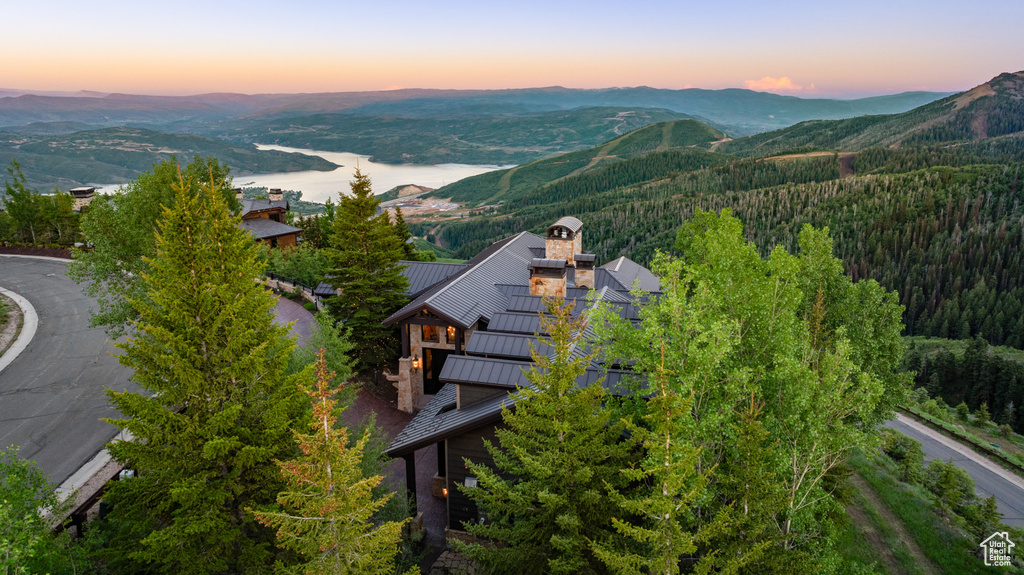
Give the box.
[590,342,709,575]
[326,168,408,370]
[393,206,417,260]
[457,300,631,575]
[252,350,408,575]
[99,171,306,575]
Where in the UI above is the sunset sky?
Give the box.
[3,0,1021,98]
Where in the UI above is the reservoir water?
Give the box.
[235,145,511,204]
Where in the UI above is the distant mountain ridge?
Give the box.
[717,71,1024,156]
[0,85,953,138]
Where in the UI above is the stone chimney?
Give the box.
[69,186,96,212]
[530,259,567,298]
[546,217,583,266]
[574,254,596,289]
[234,187,244,200]
[269,188,284,202]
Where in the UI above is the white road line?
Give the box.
[0,285,39,374]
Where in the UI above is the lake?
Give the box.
[235,145,512,204]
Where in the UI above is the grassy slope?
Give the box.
[848,450,1007,575]
[431,118,725,205]
[0,127,337,190]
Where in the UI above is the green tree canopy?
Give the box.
[457,300,632,575]
[67,156,232,337]
[98,170,305,575]
[326,168,408,370]
[252,350,408,575]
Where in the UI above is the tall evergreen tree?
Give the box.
[392,206,417,260]
[252,350,408,575]
[326,168,408,370]
[99,171,305,575]
[457,300,631,575]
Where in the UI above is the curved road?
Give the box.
[885,415,1024,528]
[0,255,136,486]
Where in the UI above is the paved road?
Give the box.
[885,415,1024,528]
[0,256,136,486]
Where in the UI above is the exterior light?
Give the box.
[447,326,456,342]
[411,355,420,372]
[442,487,449,498]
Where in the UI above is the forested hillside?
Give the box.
[429,118,726,204]
[415,72,1024,354]
[215,107,690,166]
[716,71,1024,157]
[0,127,336,189]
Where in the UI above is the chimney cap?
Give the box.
[546,216,583,238]
[574,253,596,263]
[530,258,566,270]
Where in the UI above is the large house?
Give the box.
[383,216,659,537]
[237,189,302,248]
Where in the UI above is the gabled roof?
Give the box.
[602,256,662,292]
[383,232,545,329]
[241,198,288,217]
[399,261,469,298]
[238,218,302,240]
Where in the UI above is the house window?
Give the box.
[422,325,439,342]
[446,326,456,342]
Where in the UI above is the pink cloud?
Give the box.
[743,76,816,94]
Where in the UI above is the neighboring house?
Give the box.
[382,216,659,537]
[69,186,96,212]
[237,189,302,248]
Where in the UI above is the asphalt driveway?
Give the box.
[0,256,136,486]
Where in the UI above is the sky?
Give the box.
[2,0,1022,98]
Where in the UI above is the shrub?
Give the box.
[955,402,970,423]
[881,428,925,484]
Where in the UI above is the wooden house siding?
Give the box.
[446,424,502,530]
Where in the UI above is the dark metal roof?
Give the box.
[385,367,641,457]
[547,216,583,236]
[238,218,302,240]
[530,258,566,270]
[529,246,546,258]
[595,268,629,291]
[399,261,469,298]
[383,232,545,329]
[439,355,533,388]
[574,253,596,263]
[465,332,550,360]
[487,312,547,335]
[385,384,508,457]
[505,294,588,316]
[602,256,662,292]
[314,281,336,297]
[241,198,288,217]
[497,284,531,298]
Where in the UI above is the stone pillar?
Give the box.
[386,357,415,414]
